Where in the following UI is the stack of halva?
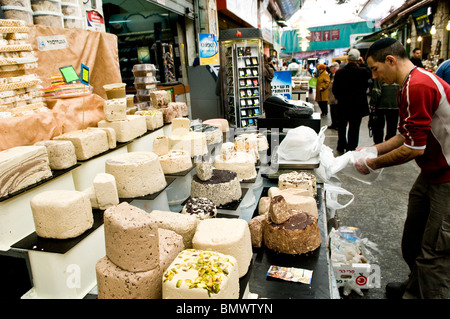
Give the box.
[98,83,146,143]
[148,90,188,124]
[249,171,321,254]
[96,202,184,299]
[30,189,93,239]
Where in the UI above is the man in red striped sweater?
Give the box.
[356,37,450,299]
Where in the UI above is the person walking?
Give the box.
[328,62,339,129]
[315,63,330,116]
[369,78,399,144]
[356,37,450,299]
[332,48,371,153]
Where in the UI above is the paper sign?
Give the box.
[267,265,313,284]
[36,35,69,51]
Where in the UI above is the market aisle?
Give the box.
[319,107,419,299]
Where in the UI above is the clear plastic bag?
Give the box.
[317,145,383,184]
[340,146,383,184]
[278,125,326,161]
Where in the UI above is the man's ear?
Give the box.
[385,55,396,65]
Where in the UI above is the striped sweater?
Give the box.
[398,67,450,183]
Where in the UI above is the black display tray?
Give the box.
[76,140,132,163]
[119,176,176,202]
[164,165,194,177]
[11,209,104,255]
[240,168,259,183]
[181,187,248,211]
[248,184,332,299]
[0,164,80,203]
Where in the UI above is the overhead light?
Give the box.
[447,20,450,31]
[418,36,422,42]
[430,25,436,35]
[407,38,411,43]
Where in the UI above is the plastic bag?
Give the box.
[308,77,317,88]
[340,146,383,184]
[330,227,381,296]
[278,125,326,161]
[324,182,354,211]
[318,145,382,184]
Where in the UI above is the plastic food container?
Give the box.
[136,89,152,102]
[1,6,33,25]
[132,64,156,77]
[33,11,64,28]
[133,76,157,90]
[63,15,83,29]
[30,0,61,13]
[103,83,126,99]
[60,2,81,16]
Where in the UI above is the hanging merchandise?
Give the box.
[218,28,264,128]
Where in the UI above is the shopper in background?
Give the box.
[263,55,275,100]
[270,50,280,71]
[357,37,450,299]
[328,62,340,129]
[436,59,450,84]
[410,48,424,68]
[315,63,330,116]
[332,48,371,153]
[287,58,300,76]
[369,78,399,144]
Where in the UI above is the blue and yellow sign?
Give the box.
[199,33,219,65]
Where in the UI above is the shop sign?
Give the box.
[412,6,432,36]
[331,29,340,40]
[271,70,292,99]
[86,10,105,32]
[199,33,219,65]
[312,30,340,42]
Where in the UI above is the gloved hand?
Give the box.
[354,157,374,175]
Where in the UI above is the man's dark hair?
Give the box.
[412,48,421,53]
[365,38,408,63]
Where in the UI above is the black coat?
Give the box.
[332,62,372,118]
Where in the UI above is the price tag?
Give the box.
[59,65,79,84]
[80,64,89,86]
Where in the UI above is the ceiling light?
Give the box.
[430,25,436,35]
[418,36,422,42]
[447,20,450,31]
[407,38,411,43]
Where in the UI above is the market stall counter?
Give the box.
[244,181,334,299]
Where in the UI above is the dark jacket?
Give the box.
[264,62,275,99]
[410,57,424,68]
[369,78,399,110]
[332,62,371,117]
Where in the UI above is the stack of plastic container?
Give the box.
[132,64,157,110]
[61,0,84,29]
[0,0,33,25]
[30,0,64,28]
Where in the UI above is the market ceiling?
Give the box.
[279,0,408,28]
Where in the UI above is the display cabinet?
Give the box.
[219,28,264,128]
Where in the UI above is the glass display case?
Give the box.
[219,28,264,128]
